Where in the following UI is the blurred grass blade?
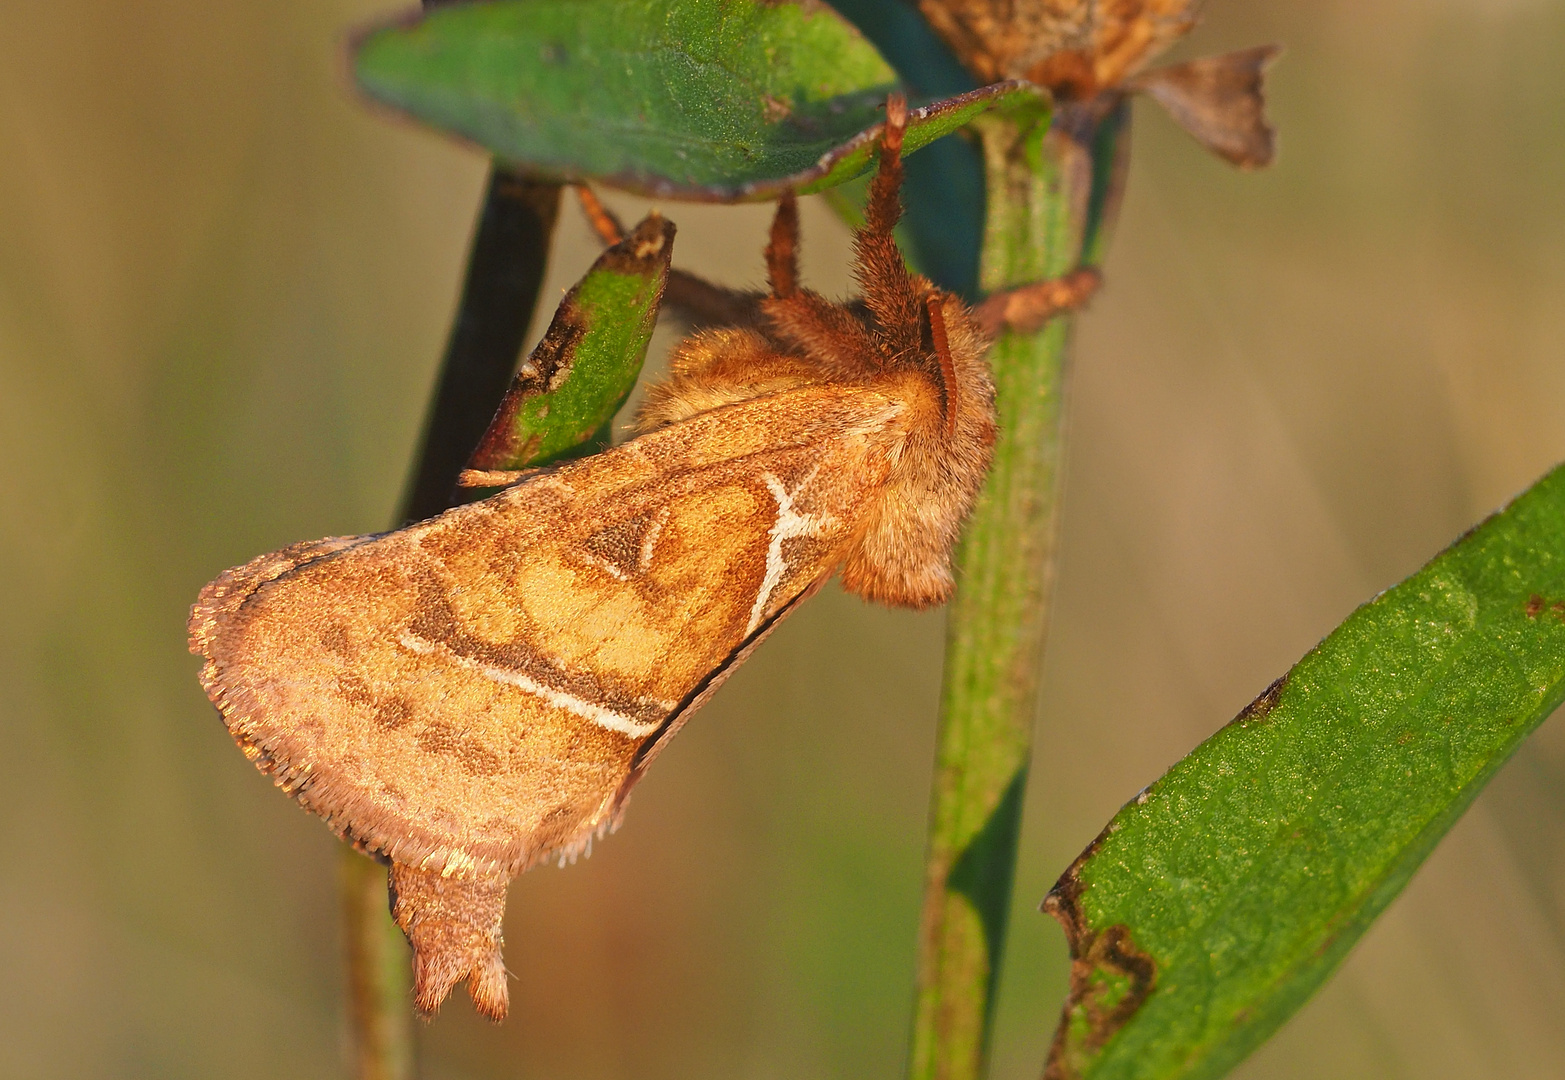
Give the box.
[351,0,1041,200]
[468,213,672,472]
[1043,462,1565,1080]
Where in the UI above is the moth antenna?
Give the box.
[575,184,624,246]
[926,294,959,438]
[766,191,800,299]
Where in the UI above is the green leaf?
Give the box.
[351,0,1042,200]
[1043,462,1565,1080]
[467,213,672,472]
[826,0,977,100]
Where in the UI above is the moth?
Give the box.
[188,96,997,1020]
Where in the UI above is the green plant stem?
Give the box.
[909,102,1125,1080]
[343,851,416,1080]
[339,168,561,1079]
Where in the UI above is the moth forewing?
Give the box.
[192,387,900,869]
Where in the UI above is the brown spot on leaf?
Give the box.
[468,312,585,469]
[1042,886,1156,1076]
[1042,832,1105,954]
[1042,820,1157,1078]
[1231,673,1288,726]
[1525,595,1565,621]
[761,93,793,123]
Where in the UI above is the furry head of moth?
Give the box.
[187,95,997,1021]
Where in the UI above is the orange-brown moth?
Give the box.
[188,96,996,1020]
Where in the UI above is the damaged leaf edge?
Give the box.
[469,214,674,472]
[1039,673,1291,1079]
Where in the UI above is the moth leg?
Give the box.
[760,288,881,377]
[665,271,763,329]
[765,191,799,298]
[390,863,511,1021]
[863,94,908,240]
[761,101,925,375]
[574,183,625,245]
[853,94,923,364]
[972,267,1103,336]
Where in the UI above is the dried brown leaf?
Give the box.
[918,0,1199,95]
[1129,45,1281,168]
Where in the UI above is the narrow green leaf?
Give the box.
[1043,462,1565,1080]
[468,214,672,472]
[351,0,1042,200]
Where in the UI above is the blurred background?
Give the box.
[4,0,1565,1076]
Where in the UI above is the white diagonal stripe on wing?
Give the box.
[746,467,835,636]
[398,634,666,738]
